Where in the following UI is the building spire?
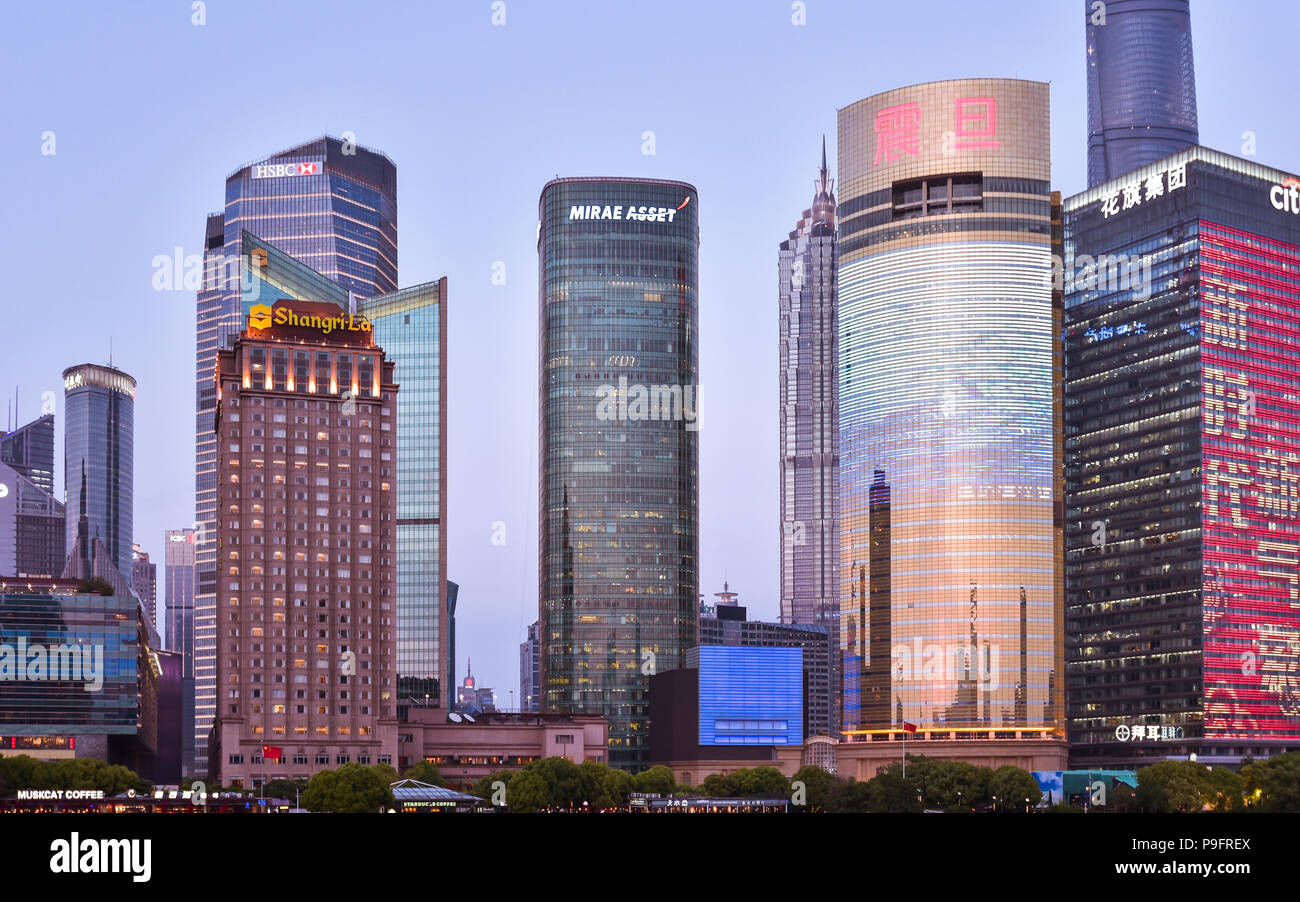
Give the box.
[820,134,828,182]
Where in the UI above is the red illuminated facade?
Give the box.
[1065,147,1300,767]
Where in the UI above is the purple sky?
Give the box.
[3,1,1297,704]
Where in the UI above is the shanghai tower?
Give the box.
[1086,0,1199,187]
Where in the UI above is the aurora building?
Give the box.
[836,80,1065,765]
[538,177,699,770]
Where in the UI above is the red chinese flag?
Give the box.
[902,722,917,734]
[263,744,283,759]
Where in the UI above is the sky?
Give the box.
[2,0,1297,706]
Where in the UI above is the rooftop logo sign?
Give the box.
[252,160,323,179]
[569,196,690,223]
[248,303,372,336]
[1270,177,1300,214]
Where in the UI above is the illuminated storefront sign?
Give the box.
[1100,162,1186,218]
[1114,724,1184,742]
[251,160,323,179]
[248,304,371,335]
[16,789,104,799]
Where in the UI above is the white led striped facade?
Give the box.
[836,79,1065,745]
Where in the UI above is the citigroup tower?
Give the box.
[837,80,1065,763]
[538,177,699,770]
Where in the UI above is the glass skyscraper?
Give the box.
[2,413,56,496]
[193,136,398,776]
[837,80,1065,752]
[63,364,135,581]
[778,141,841,736]
[358,280,448,706]
[1086,0,1199,188]
[538,177,699,770]
[0,414,64,579]
[1064,146,1300,767]
[164,527,197,776]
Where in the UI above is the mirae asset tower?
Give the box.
[212,298,399,787]
[538,177,700,771]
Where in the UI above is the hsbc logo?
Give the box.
[252,160,323,179]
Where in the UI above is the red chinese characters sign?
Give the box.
[872,96,1002,166]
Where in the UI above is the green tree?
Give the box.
[826,778,871,812]
[633,765,677,796]
[905,757,990,809]
[865,771,922,813]
[732,766,790,797]
[76,577,115,596]
[1242,752,1300,811]
[0,755,48,797]
[699,772,738,797]
[400,760,447,787]
[301,762,395,813]
[790,765,835,811]
[523,756,584,809]
[1204,767,1243,812]
[261,778,309,803]
[471,769,514,806]
[506,770,551,812]
[1135,761,1213,813]
[988,766,1041,812]
[578,761,634,809]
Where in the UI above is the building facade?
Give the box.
[211,298,399,788]
[2,413,56,496]
[699,599,833,739]
[131,544,157,630]
[1085,0,1199,188]
[0,461,65,579]
[63,364,135,581]
[778,141,841,738]
[0,577,159,773]
[837,80,1065,754]
[538,177,700,770]
[194,136,399,776]
[164,527,197,775]
[520,620,540,713]
[1064,146,1300,767]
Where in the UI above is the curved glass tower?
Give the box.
[62,363,135,580]
[837,80,1065,748]
[538,177,699,770]
[1086,0,1199,188]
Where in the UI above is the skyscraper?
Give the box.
[212,297,399,787]
[778,139,840,736]
[164,527,197,776]
[538,177,700,770]
[131,543,157,629]
[358,281,448,708]
[194,137,399,776]
[2,412,56,496]
[0,414,64,578]
[837,80,1065,764]
[520,620,539,713]
[1085,0,1199,187]
[779,140,841,627]
[63,363,135,581]
[1064,146,1300,767]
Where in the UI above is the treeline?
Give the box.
[0,755,151,798]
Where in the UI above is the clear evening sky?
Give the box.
[3,0,1295,703]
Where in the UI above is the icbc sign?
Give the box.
[252,160,323,179]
